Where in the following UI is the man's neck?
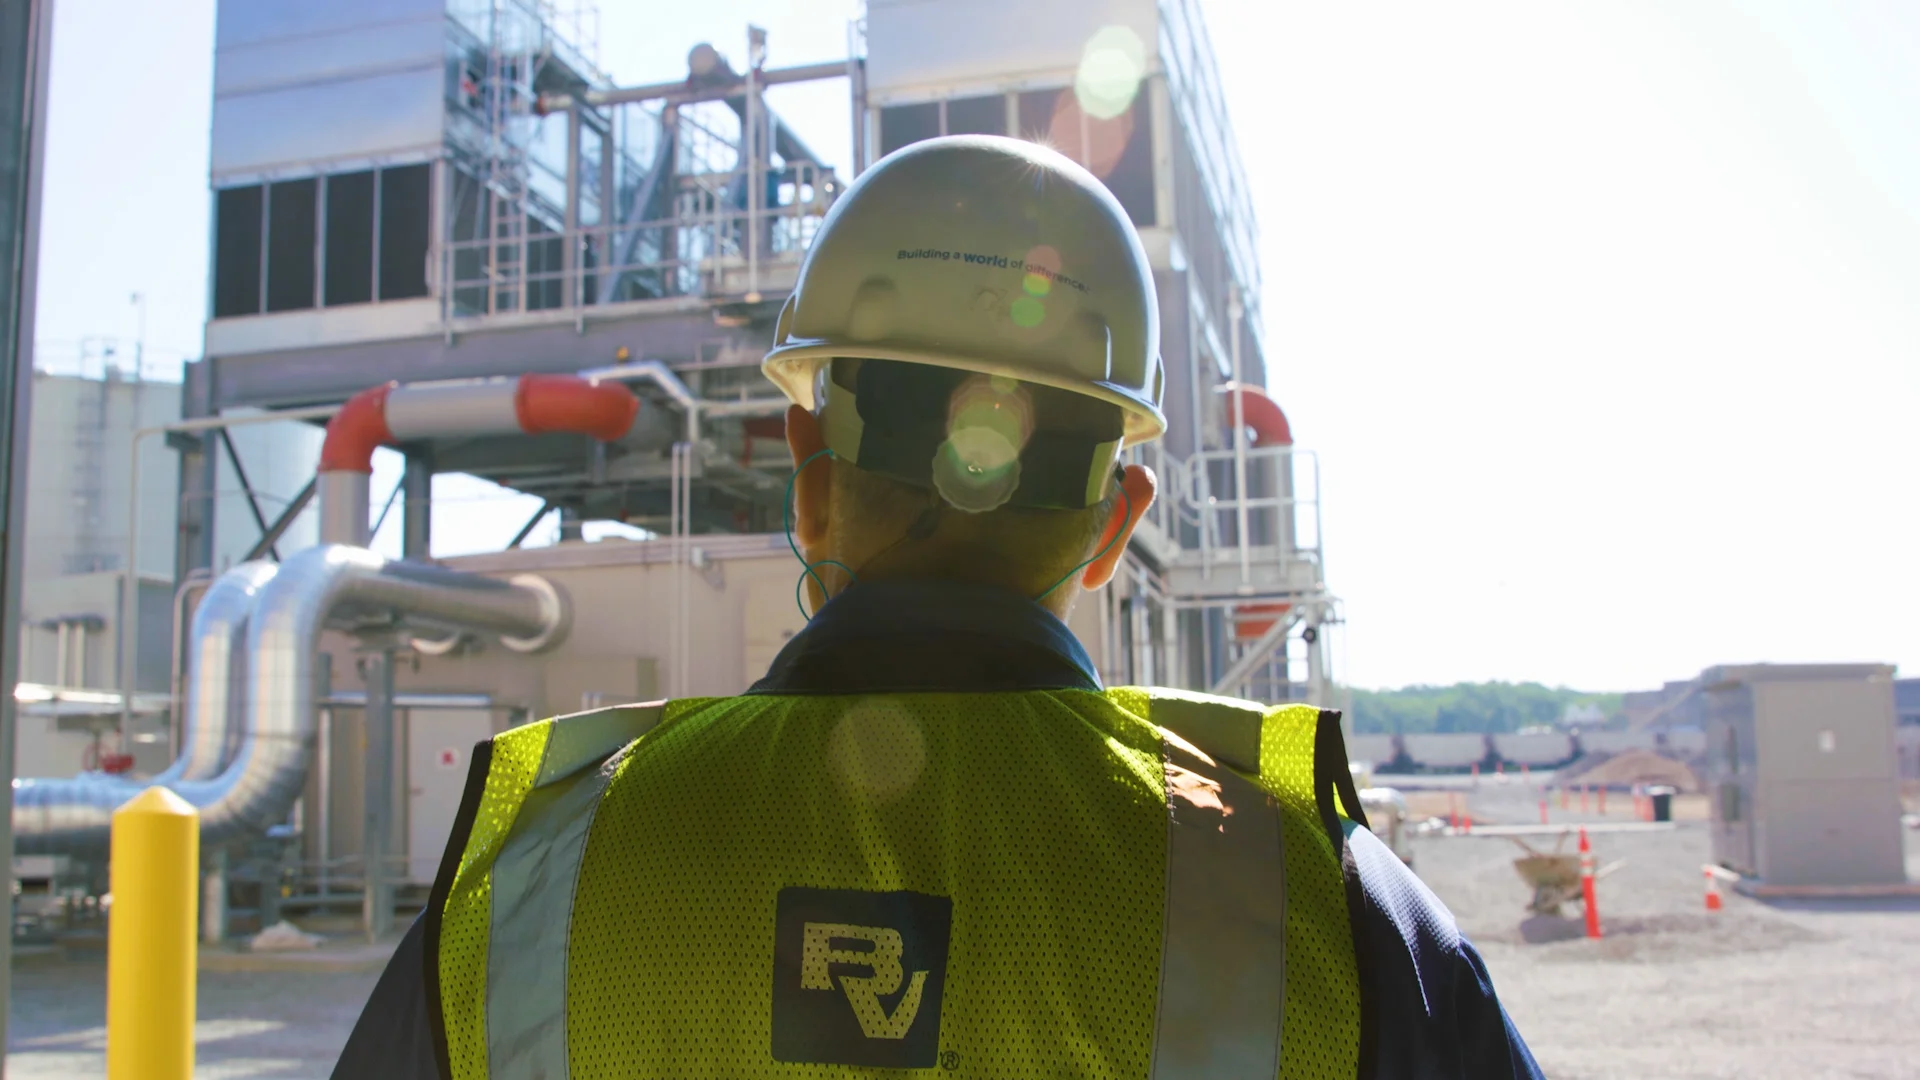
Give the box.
[748,578,1101,696]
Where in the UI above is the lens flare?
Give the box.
[933,375,1035,512]
[1074,25,1147,121]
[948,374,1034,450]
[1011,295,1046,328]
[1024,244,1062,274]
[827,700,927,803]
[1016,244,1061,324]
[1047,91,1137,179]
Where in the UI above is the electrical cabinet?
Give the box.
[1703,664,1905,886]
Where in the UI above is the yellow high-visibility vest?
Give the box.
[428,687,1363,1079]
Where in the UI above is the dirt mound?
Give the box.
[1557,748,1700,793]
[1511,912,1830,962]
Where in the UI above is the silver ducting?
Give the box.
[12,545,569,853]
[319,471,372,547]
[164,561,279,783]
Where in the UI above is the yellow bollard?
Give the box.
[107,787,199,1080]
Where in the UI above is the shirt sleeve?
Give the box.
[1451,933,1546,1079]
[330,915,442,1080]
[1347,825,1545,1079]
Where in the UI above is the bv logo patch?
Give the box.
[773,887,952,1067]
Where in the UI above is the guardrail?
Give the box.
[440,159,835,320]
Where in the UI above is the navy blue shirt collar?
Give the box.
[746,578,1102,695]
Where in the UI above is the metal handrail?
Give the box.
[439,159,835,318]
[1178,445,1323,576]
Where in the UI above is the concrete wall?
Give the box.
[12,713,94,779]
[17,573,173,692]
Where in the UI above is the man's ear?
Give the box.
[1080,464,1157,590]
[785,404,832,552]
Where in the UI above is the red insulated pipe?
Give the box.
[1220,382,1293,447]
[318,375,641,475]
[318,382,397,473]
[515,374,641,442]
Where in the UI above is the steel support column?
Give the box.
[402,451,433,559]
[361,648,395,941]
[0,0,55,1044]
[744,33,764,302]
[173,363,218,584]
[564,105,581,309]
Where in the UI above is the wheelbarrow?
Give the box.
[1509,834,1627,917]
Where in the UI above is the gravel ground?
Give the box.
[9,781,1917,1078]
[8,952,380,1079]
[1414,780,1920,1080]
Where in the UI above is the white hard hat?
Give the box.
[764,136,1166,452]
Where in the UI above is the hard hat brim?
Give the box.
[764,340,1167,448]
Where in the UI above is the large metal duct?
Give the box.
[12,545,568,853]
[167,561,279,783]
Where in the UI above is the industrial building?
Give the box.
[12,0,1341,939]
[13,364,181,783]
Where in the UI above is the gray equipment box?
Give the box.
[1703,664,1905,887]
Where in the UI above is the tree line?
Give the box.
[1344,682,1623,735]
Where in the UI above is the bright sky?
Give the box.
[29,0,1920,691]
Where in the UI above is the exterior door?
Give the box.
[406,707,494,885]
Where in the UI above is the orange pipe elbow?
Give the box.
[1221,382,1293,447]
[515,374,641,442]
[318,383,396,473]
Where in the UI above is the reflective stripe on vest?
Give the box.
[1127,688,1362,1080]
[432,690,1356,1080]
[1151,723,1286,1077]
[438,704,665,1080]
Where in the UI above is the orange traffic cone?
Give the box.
[1704,867,1723,912]
[1579,827,1603,939]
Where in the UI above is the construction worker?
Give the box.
[334,135,1542,1079]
